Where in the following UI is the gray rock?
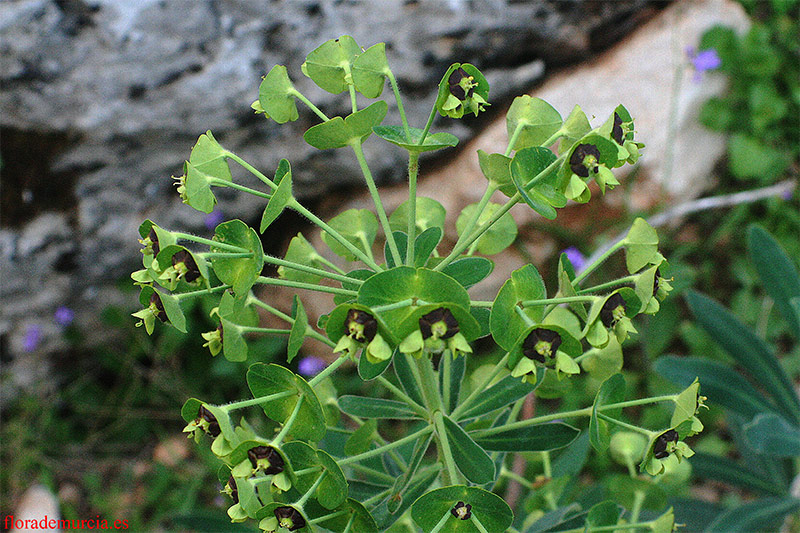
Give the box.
[0,0,662,362]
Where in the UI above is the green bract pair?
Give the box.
[131,34,693,533]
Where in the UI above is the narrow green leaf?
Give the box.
[473,422,579,452]
[690,453,786,496]
[705,497,800,532]
[388,434,433,514]
[440,415,495,484]
[338,395,420,419]
[742,412,800,457]
[747,224,800,338]
[686,290,800,423]
[654,355,779,420]
[372,466,440,530]
[439,351,466,413]
[394,353,426,407]
[457,375,534,420]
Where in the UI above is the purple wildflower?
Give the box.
[297,356,327,377]
[781,188,793,201]
[686,46,721,82]
[54,306,75,327]
[204,209,225,231]
[22,325,43,352]
[563,246,586,271]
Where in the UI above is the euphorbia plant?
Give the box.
[132,35,699,532]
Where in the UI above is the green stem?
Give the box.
[540,129,565,149]
[372,298,416,313]
[296,468,326,508]
[350,142,402,266]
[572,240,625,286]
[597,413,656,438]
[247,297,334,347]
[345,463,397,485]
[471,514,491,533]
[293,466,322,477]
[315,253,347,276]
[376,375,429,419]
[505,122,525,157]
[173,233,248,253]
[307,510,350,527]
[407,152,420,265]
[433,411,461,484]
[541,451,558,510]
[309,354,349,386]
[429,510,452,533]
[416,357,443,412]
[224,152,278,190]
[442,352,452,414]
[470,300,494,308]
[172,284,230,300]
[577,275,638,295]
[288,88,330,122]
[208,178,271,199]
[272,395,305,447]
[443,184,497,267]
[361,488,393,507]
[288,198,382,271]
[338,425,433,466]
[418,104,438,146]
[261,253,358,285]
[451,353,509,420]
[434,190,518,272]
[630,489,646,528]
[386,68,410,137]
[255,275,358,297]
[501,468,534,489]
[198,252,253,260]
[521,295,598,307]
[238,326,291,335]
[473,395,677,437]
[514,304,536,327]
[221,390,296,412]
[357,232,377,265]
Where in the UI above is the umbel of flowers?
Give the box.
[131,34,691,533]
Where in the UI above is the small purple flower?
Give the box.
[22,325,43,352]
[54,306,75,327]
[563,246,586,271]
[686,46,721,82]
[781,188,793,201]
[298,356,327,377]
[204,209,225,231]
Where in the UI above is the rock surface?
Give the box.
[0,0,664,361]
